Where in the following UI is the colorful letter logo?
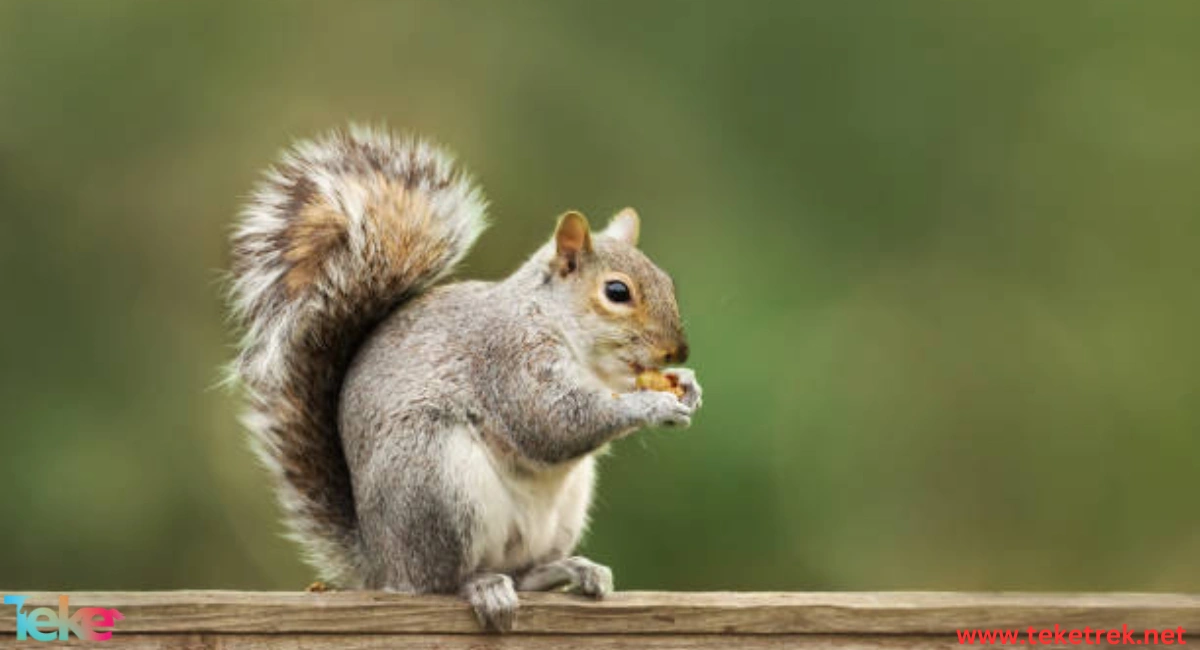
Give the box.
[4,595,124,642]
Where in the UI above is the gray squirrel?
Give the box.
[227,125,702,632]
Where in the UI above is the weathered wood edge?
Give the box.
[0,633,1096,650]
[0,591,1197,635]
[4,634,1199,650]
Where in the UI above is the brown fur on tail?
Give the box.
[228,126,488,585]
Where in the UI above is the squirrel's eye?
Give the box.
[604,280,632,304]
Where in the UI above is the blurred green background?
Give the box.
[2,1,1198,592]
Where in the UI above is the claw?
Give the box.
[565,557,613,598]
[462,573,519,633]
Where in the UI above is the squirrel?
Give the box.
[227,125,702,632]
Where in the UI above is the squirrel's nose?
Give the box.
[662,342,689,365]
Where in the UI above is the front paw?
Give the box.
[630,390,694,429]
[562,556,614,599]
[461,573,518,633]
[665,368,703,410]
[517,556,614,598]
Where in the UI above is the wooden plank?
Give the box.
[5,633,1194,650]
[0,591,1197,635]
[0,633,1142,650]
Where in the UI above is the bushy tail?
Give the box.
[228,126,487,585]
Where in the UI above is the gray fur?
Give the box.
[229,126,702,632]
[517,556,614,595]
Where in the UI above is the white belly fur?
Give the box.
[443,426,596,573]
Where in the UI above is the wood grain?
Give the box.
[0,591,1196,635]
[0,633,942,650]
[5,633,1193,650]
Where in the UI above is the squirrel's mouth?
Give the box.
[590,357,643,393]
[630,362,663,375]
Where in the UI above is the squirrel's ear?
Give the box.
[553,211,592,275]
[601,207,640,246]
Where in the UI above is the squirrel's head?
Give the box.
[542,208,689,391]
